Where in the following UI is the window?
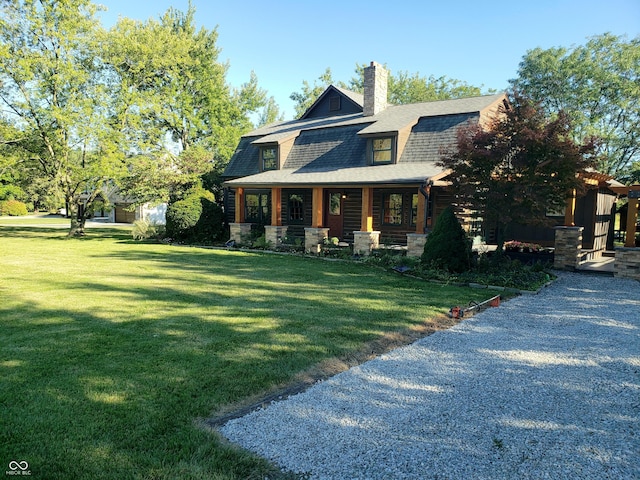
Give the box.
[245,192,270,223]
[288,193,304,223]
[329,192,341,215]
[372,137,393,164]
[411,194,419,226]
[383,193,403,225]
[262,147,277,171]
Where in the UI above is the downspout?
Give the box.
[419,180,434,234]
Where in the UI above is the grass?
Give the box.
[0,223,494,479]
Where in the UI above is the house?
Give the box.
[222,61,619,257]
[104,187,167,225]
[223,62,508,256]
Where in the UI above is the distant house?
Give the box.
[105,189,167,225]
[222,62,619,256]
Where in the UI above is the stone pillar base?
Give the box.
[406,233,428,258]
[304,227,329,254]
[229,223,252,245]
[265,225,288,247]
[353,231,380,256]
[614,247,640,280]
[554,226,583,270]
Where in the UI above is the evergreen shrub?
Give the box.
[421,206,472,273]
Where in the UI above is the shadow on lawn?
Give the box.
[0,227,492,478]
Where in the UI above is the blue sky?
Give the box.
[97,0,639,120]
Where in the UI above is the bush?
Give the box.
[0,199,29,216]
[191,198,224,242]
[421,206,472,273]
[457,255,553,290]
[131,220,165,241]
[165,196,202,239]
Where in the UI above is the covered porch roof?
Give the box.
[224,164,451,189]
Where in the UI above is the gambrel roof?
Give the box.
[223,89,506,187]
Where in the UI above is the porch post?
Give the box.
[415,189,426,233]
[271,187,282,226]
[625,195,638,247]
[354,187,379,255]
[554,226,583,270]
[564,189,576,226]
[234,187,245,223]
[312,187,324,228]
[360,187,373,231]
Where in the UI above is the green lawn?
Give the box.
[0,225,493,479]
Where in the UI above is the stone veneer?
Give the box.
[554,226,583,271]
[614,247,640,280]
[304,227,329,254]
[363,62,387,117]
[229,223,252,245]
[406,233,428,258]
[264,225,288,247]
[353,231,380,256]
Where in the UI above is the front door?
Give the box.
[325,190,344,240]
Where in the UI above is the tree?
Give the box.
[290,64,493,118]
[0,0,123,235]
[348,63,492,104]
[511,33,640,180]
[438,92,597,251]
[256,96,285,127]
[104,4,267,206]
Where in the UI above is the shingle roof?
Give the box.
[224,163,450,188]
[223,92,506,185]
[283,124,368,170]
[357,94,504,135]
[399,113,477,164]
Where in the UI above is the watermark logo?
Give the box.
[6,461,31,476]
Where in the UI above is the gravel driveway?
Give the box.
[220,272,640,479]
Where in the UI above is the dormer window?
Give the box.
[371,137,394,165]
[261,147,277,171]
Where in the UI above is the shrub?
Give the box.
[251,234,272,249]
[165,196,202,239]
[421,206,472,273]
[0,199,29,216]
[504,240,544,253]
[131,220,165,241]
[191,198,224,242]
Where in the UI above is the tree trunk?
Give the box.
[67,201,85,237]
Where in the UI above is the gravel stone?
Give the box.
[220,272,640,479]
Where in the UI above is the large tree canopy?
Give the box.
[0,0,269,233]
[0,0,121,235]
[103,5,269,206]
[439,93,598,250]
[290,64,493,118]
[510,33,640,180]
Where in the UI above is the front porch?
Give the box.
[228,185,435,257]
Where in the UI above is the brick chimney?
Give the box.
[363,61,388,117]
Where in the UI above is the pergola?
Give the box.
[610,184,640,248]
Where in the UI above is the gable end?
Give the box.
[300,85,363,120]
